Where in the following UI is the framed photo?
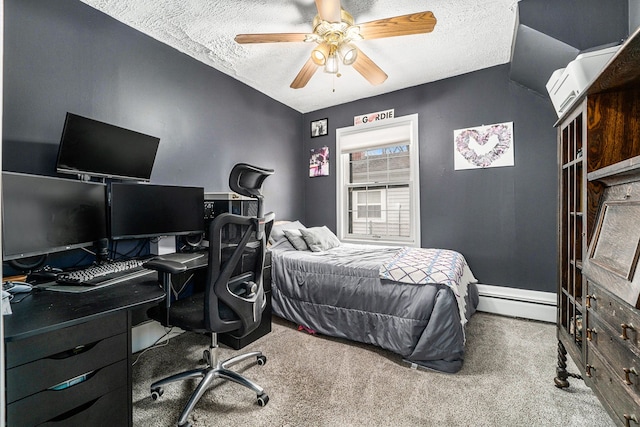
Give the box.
[310,146,329,177]
[311,118,328,138]
[454,121,514,170]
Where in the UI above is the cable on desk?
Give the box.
[110,238,148,260]
[72,247,94,267]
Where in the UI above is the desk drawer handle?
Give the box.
[621,323,635,340]
[624,367,639,385]
[586,328,597,341]
[624,413,639,426]
[586,364,595,378]
[586,294,596,308]
[50,342,98,360]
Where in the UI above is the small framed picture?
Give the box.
[310,146,329,177]
[311,118,328,138]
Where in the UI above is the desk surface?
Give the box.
[4,251,209,341]
[4,274,165,342]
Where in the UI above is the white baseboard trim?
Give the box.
[132,320,184,353]
[476,284,556,323]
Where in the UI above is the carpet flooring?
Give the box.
[132,312,614,426]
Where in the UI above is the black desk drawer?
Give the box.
[6,311,127,368]
[7,332,127,403]
[7,359,128,427]
[37,386,128,427]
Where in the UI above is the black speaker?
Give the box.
[177,233,204,252]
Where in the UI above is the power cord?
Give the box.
[131,326,178,366]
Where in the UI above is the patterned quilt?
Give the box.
[379,247,466,290]
[379,247,471,336]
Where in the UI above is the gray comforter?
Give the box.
[269,239,479,373]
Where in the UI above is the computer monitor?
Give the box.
[56,112,160,181]
[109,183,205,240]
[2,172,108,261]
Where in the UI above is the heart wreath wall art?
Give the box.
[453,122,514,170]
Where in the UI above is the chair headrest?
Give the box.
[229,163,274,199]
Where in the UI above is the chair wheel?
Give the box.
[202,349,211,365]
[257,392,269,407]
[151,387,164,400]
[257,355,267,366]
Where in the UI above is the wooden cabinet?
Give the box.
[555,26,640,425]
[556,103,589,368]
[582,164,640,425]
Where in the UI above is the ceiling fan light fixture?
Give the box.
[325,54,339,74]
[311,42,331,65]
[338,43,357,65]
[236,4,437,90]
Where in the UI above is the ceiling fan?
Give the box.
[234,0,437,89]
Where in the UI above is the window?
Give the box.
[352,188,385,222]
[336,115,420,246]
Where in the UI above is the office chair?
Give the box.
[144,163,274,427]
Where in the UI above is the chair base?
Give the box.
[150,347,268,427]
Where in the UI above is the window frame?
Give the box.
[336,114,420,246]
[352,188,387,223]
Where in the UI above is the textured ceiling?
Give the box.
[80,0,519,113]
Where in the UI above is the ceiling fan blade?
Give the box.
[315,0,341,23]
[359,11,437,40]
[352,48,388,86]
[290,57,319,89]
[235,33,308,44]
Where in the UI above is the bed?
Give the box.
[268,223,479,373]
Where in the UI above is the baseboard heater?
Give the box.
[476,284,556,323]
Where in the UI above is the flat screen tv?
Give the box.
[109,183,204,240]
[56,112,160,181]
[2,172,108,261]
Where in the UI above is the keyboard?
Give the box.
[56,259,152,287]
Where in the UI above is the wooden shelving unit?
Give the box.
[557,104,587,366]
[555,26,640,425]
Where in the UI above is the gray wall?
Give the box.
[2,0,630,294]
[631,1,640,32]
[518,0,628,50]
[2,0,304,220]
[301,1,630,294]
[302,67,558,293]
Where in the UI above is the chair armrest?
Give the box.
[143,259,187,275]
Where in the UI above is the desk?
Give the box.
[4,275,165,427]
[4,249,272,426]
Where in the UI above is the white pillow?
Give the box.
[269,220,305,244]
[283,229,309,251]
[299,226,341,252]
